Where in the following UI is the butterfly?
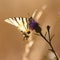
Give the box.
[5,17,31,40]
[4,8,45,40]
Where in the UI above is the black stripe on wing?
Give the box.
[10,17,28,30]
[13,17,20,25]
[22,17,28,30]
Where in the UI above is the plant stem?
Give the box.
[39,31,59,60]
[49,42,59,60]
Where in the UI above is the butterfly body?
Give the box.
[29,17,42,34]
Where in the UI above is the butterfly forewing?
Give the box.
[5,18,19,27]
[5,19,14,25]
[11,18,19,27]
[4,17,29,33]
[16,17,21,24]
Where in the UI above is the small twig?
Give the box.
[49,42,59,60]
[50,34,55,41]
[47,26,51,41]
[45,32,47,37]
[38,25,59,60]
[47,25,59,60]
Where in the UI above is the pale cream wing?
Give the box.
[4,17,28,32]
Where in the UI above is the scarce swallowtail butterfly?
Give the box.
[4,8,46,40]
[5,17,31,40]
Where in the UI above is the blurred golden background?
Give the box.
[0,0,60,60]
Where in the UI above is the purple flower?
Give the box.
[29,18,38,30]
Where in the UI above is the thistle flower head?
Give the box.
[29,17,39,30]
